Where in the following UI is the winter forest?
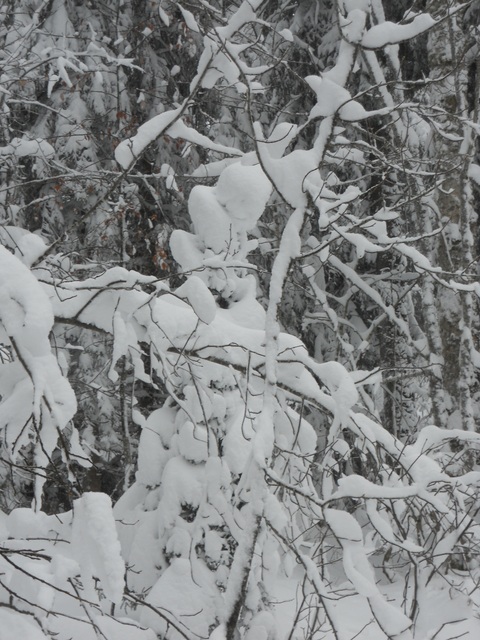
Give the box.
[1,0,480,638]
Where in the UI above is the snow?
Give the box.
[71,492,125,604]
[176,421,208,464]
[135,409,171,486]
[175,275,217,324]
[0,227,47,266]
[6,507,52,538]
[48,615,158,640]
[217,276,266,329]
[188,184,235,253]
[261,147,322,208]
[177,3,199,32]
[324,508,413,637]
[395,242,440,273]
[306,75,366,120]
[115,109,242,169]
[0,609,49,640]
[169,229,205,271]
[245,611,276,640]
[279,28,293,42]
[329,474,419,501]
[158,456,205,526]
[222,410,256,475]
[209,624,227,640]
[215,162,272,232]
[216,0,263,40]
[140,558,217,639]
[413,423,480,452]
[306,75,392,122]
[159,5,170,26]
[362,14,436,49]
[340,9,366,44]
[115,107,181,169]
[0,246,54,339]
[365,500,423,553]
[468,162,480,185]
[0,246,76,504]
[263,122,298,159]
[0,137,55,159]
[311,360,358,414]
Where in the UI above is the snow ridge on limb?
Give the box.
[362,14,436,49]
[115,108,243,171]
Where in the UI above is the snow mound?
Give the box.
[72,492,125,604]
[215,162,272,232]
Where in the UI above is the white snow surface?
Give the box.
[0,609,49,640]
[215,162,272,232]
[0,137,54,159]
[0,226,47,266]
[362,14,436,49]
[175,275,217,324]
[140,558,217,639]
[189,184,236,253]
[71,492,125,604]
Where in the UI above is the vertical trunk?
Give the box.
[425,1,479,430]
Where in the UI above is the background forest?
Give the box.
[0,0,480,639]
